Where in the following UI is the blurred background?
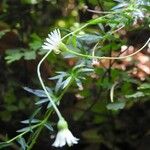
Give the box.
[0,0,150,150]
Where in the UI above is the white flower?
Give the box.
[52,118,79,147]
[52,128,79,147]
[42,29,62,54]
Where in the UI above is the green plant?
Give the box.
[0,0,150,149]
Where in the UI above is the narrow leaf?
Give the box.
[21,119,40,124]
[35,98,49,105]
[62,76,72,89]
[23,87,47,97]
[44,123,53,131]
[17,137,27,150]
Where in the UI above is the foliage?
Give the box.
[0,0,150,149]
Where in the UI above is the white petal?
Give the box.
[42,29,61,52]
[42,45,53,50]
[52,129,79,147]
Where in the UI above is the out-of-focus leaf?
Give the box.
[21,0,38,5]
[16,126,34,133]
[82,129,102,143]
[17,137,27,150]
[106,102,125,110]
[21,119,40,124]
[78,68,94,73]
[35,98,49,105]
[75,78,83,90]
[0,29,10,39]
[138,83,150,90]
[112,2,128,10]
[125,91,145,98]
[29,33,42,50]
[5,50,24,64]
[24,51,36,60]
[78,34,102,44]
[0,142,12,149]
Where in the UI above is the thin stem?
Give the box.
[27,109,52,150]
[111,25,125,34]
[37,50,63,120]
[87,8,115,14]
[6,123,42,144]
[110,82,118,103]
[27,78,74,150]
[67,38,150,60]
[62,23,89,40]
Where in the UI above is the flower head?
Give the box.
[52,118,79,147]
[42,29,62,54]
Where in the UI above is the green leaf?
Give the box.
[138,83,150,90]
[0,29,10,39]
[62,76,72,89]
[17,137,27,150]
[21,119,40,124]
[55,76,64,92]
[0,142,12,149]
[35,98,49,105]
[28,107,41,132]
[75,78,83,90]
[24,51,36,60]
[29,33,42,50]
[78,68,94,73]
[106,102,125,110]
[44,123,53,131]
[125,91,145,98]
[78,34,102,44]
[112,2,128,10]
[21,0,38,5]
[16,126,33,133]
[23,87,52,97]
[5,50,24,64]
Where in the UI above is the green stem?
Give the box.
[66,38,150,60]
[6,123,42,144]
[37,50,63,120]
[62,23,89,40]
[27,109,52,150]
[27,79,74,150]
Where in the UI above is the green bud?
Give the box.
[57,118,68,130]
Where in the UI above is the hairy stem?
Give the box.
[37,50,63,120]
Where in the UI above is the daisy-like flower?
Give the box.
[52,118,79,147]
[42,29,62,54]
